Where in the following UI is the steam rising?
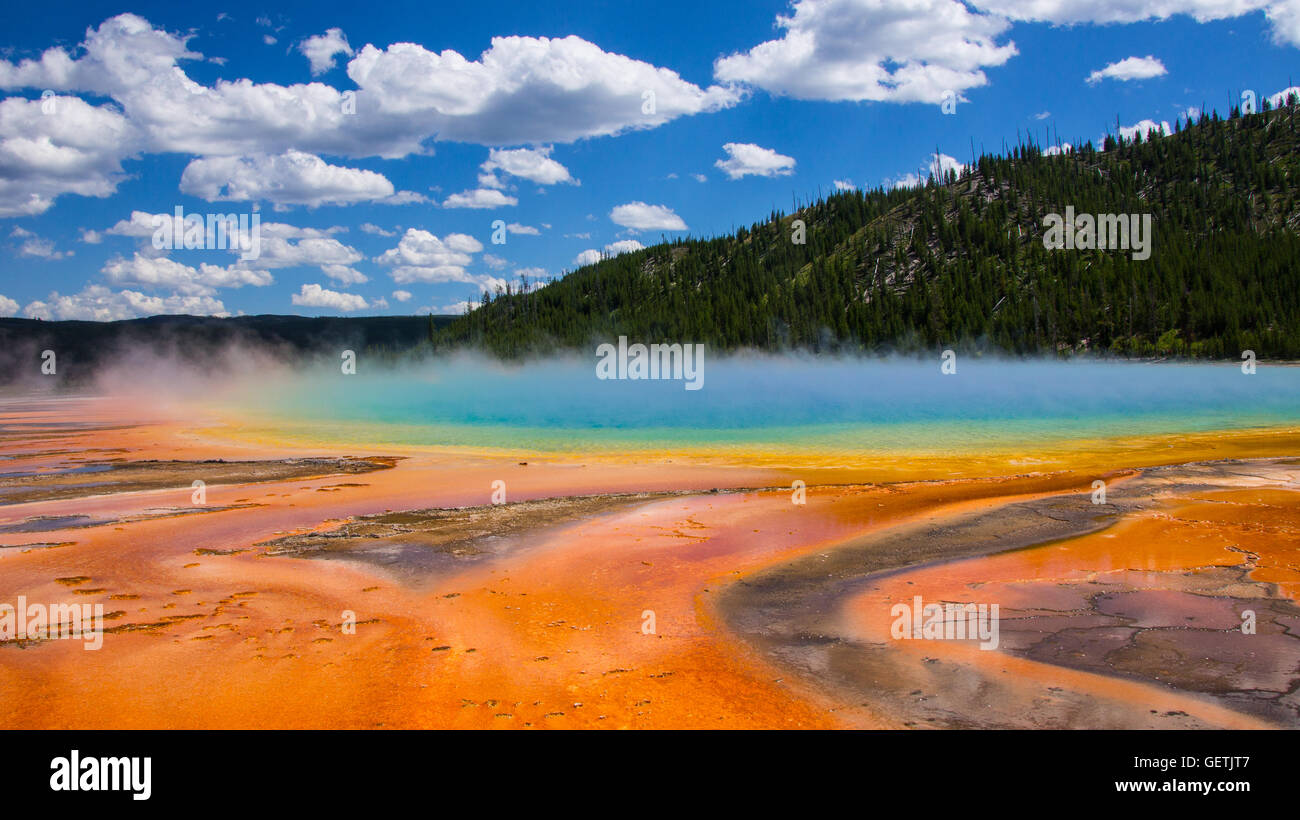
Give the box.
[10,335,1293,455]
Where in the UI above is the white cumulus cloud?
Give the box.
[481,146,576,185]
[347,33,741,144]
[443,188,518,209]
[291,282,368,311]
[321,264,368,284]
[1268,85,1300,107]
[23,285,227,320]
[609,202,686,231]
[1086,55,1167,85]
[0,13,740,181]
[574,238,645,266]
[715,142,796,179]
[887,152,967,188]
[715,0,1018,103]
[180,150,406,208]
[376,228,493,286]
[14,231,71,259]
[975,0,1293,46]
[0,95,137,216]
[299,28,353,75]
[101,253,272,296]
[1117,118,1171,142]
[240,224,364,274]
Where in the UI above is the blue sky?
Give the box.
[0,0,1297,319]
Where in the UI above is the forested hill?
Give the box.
[435,99,1300,360]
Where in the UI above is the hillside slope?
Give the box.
[435,101,1300,359]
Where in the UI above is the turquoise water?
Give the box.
[237,357,1300,454]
